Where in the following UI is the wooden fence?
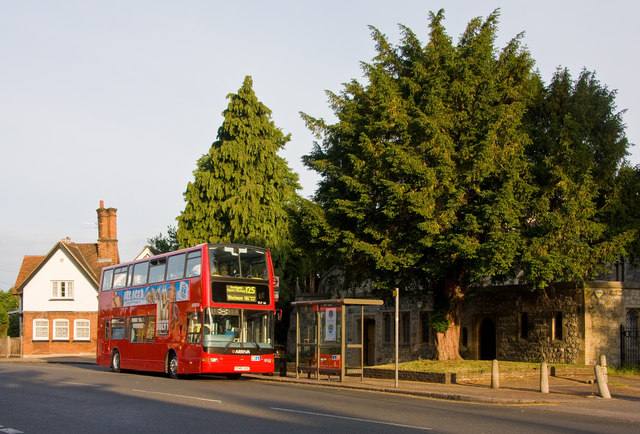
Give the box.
[0,337,21,357]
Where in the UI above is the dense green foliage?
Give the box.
[525,69,628,195]
[603,165,640,261]
[147,225,179,253]
[302,9,631,358]
[303,10,535,293]
[0,289,19,338]
[177,76,300,253]
[175,77,301,344]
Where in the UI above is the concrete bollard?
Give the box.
[599,355,608,384]
[491,359,499,389]
[539,361,549,394]
[594,365,611,399]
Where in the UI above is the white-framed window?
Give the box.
[51,281,74,300]
[53,319,70,340]
[74,319,91,341]
[33,319,49,341]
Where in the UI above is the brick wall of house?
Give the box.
[22,311,97,357]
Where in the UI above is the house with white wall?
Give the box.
[12,202,119,357]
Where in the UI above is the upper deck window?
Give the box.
[101,269,113,291]
[112,267,128,289]
[209,245,268,279]
[167,253,186,280]
[133,262,149,286]
[186,250,202,278]
[148,258,167,283]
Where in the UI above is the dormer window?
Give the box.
[51,281,74,300]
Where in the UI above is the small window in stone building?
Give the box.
[519,312,529,340]
[384,313,392,344]
[401,311,411,345]
[553,312,563,340]
[626,309,638,332]
[461,326,468,347]
[420,311,431,345]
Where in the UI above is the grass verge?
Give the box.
[373,359,590,374]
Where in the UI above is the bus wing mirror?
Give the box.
[275,309,282,321]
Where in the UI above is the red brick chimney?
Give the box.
[97,200,120,265]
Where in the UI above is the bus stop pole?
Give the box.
[341,305,346,382]
[316,309,321,379]
[295,310,300,379]
[360,305,364,381]
[395,287,399,388]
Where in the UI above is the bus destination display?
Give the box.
[226,285,256,303]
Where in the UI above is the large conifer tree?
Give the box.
[177,76,299,253]
[302,10,629,359]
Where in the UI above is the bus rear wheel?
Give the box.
[168,353,179,379]
[111,350,121,373]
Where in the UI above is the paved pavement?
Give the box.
[3,356,640,406]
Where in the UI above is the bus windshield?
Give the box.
[202,307,273,349]
[209,245,269,280]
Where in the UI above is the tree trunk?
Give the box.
[434,275,465,360]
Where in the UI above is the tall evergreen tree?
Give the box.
[525,68,628,197]
[602,165,640,262]
[177,76,300,254]
[302,10,629,359]
[521,69,631,285]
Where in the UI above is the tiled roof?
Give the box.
[12,255,45,294]
[13,241,118,293]
[65,242,103,282]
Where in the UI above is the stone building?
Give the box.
[290,264,640,367]
[458,281,640,366]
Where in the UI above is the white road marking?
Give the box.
[270,407,432,430]
[0,427,24,433]
[50,380,97,387]
[131,389,222,404]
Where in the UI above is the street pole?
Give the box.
[394,287,399,388]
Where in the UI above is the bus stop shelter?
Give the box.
[291,298,383,382]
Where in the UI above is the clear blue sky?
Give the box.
[1,0,638,290]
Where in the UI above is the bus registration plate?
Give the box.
[234,366,250,371]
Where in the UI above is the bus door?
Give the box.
[181,311,203,374]
[100,318,111,364]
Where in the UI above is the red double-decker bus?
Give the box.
[96,243,277,378]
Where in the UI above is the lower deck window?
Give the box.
[111,318,125,340]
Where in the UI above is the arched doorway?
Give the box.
[479,317,496,360]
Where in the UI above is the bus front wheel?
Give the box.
[168,353,179,379]
[111,350,121,373]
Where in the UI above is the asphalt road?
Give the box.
[0,362,637,433]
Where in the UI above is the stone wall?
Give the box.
[460,282,636,366]
[289,280,638,367]
[460,284,587,364]
[371,295,436,365]
[583,282,625,366]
